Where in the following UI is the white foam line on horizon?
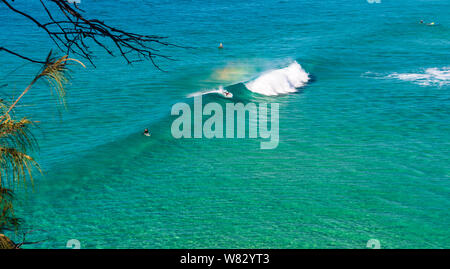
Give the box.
[387,67,450,87]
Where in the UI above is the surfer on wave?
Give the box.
[219,87,233,98]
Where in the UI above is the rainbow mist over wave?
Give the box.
[188,61,310,98]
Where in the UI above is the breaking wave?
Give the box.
[187,61,310,98]
[245,61,310,96]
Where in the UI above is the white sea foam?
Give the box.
[187,86,229,98]
[245,61,310,96]
[388,67,450,87]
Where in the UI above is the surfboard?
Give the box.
[220,90,233,98]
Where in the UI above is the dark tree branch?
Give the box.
[0,47,46,64]
[1,0,183,70]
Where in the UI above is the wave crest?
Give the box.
[245,61,310,96]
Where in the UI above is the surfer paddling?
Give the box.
[143,128,151,137]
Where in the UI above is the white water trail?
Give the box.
[388,67,450,87]
[187,86,227,98]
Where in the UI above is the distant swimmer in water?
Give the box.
[143,128,151,137]
[218,43,223,49]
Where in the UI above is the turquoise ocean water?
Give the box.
[1,0,449,248]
